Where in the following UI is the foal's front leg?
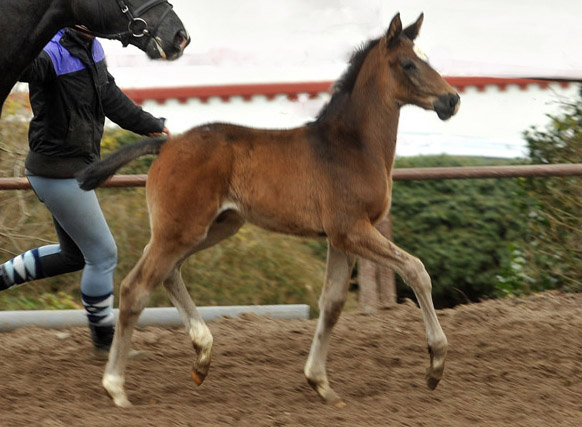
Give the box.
[332,222,448,390]
[304,242,355,406]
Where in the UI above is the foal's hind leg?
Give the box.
[164,266,213,386]
[163,212,244,386]
[304,242,355,407]
[330,222,448,390]
[103,243,181,407]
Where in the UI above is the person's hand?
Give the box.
[148,126,171,137]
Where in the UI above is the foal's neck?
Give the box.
[364,104,400,172]
[341,88,401,173]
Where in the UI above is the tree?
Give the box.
[517,86,582,293]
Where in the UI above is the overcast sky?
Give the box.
[101,0,582,88]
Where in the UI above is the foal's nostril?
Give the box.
[448,94,459,109]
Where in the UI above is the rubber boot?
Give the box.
[89,324,148,361]
[89,324,115,360]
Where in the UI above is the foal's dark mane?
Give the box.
[315,38,381,122]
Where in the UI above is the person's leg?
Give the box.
[23,176,117,354]
[0,211,85,291]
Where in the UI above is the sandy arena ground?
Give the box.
[0,291,581,426]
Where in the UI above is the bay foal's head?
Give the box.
[355,13,460,120]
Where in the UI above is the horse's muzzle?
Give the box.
[433,93,460,120]
[165,29,190,60]
[175,30,190,51]
[146,29,190,60]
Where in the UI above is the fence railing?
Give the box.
[3,163,582,190]
[3,163,582,312]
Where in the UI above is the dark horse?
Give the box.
[78,13,460,408]
[0,0,190,116]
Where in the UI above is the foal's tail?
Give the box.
[77,136,168,190]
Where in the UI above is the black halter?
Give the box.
[77,0,174,47]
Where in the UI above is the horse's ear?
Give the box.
[403,13,424,41]
[386,13,403,48]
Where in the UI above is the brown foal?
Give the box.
[78,13,460,408]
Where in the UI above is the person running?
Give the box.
[0,27,170,359]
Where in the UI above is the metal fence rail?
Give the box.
[2,163,582,190]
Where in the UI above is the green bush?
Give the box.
[391,155,527,307]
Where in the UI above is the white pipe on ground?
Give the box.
[0,305,310,331]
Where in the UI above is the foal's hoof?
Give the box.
[426,343,446,390]
[111,394,132,408]
[323,390,345,408]
[426,375,440,390]
[426,363,444,390]
[103,375,132,408]
[307,378,345,407]
[191,370,206,386]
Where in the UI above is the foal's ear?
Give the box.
[403,13,424,41]
[386,13,403,48]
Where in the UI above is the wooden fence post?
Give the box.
[376,216,396,307]
[358,215,396,312]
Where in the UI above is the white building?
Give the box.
[118,79,579,159]
[13,0,582,158]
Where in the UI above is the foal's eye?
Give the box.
[401,61,416,72]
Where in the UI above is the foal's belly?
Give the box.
[240,199,325,238]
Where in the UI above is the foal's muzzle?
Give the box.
[433,93,460,120]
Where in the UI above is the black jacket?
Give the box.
[20,29,164,178]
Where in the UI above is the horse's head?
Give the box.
[76,0,190,60]
[373,13,460,120]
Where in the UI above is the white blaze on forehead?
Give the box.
[413,44,429,62]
